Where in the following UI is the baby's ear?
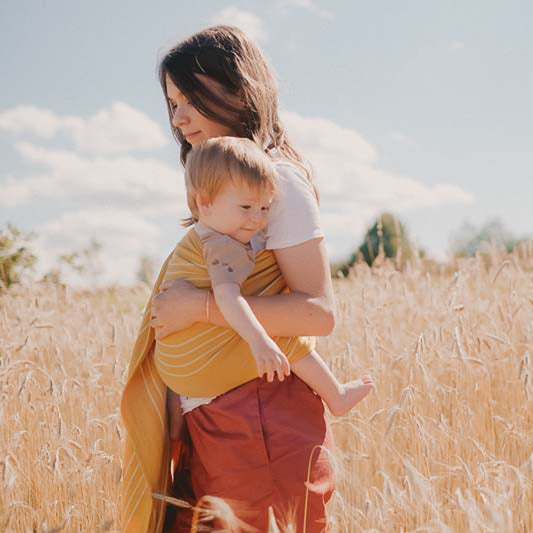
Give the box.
[195,193,212,216]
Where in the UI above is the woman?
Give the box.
[122,25,337,533]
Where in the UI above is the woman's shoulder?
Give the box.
[273,158,308,180]
[265,159,322,249]
[271,159,316,199]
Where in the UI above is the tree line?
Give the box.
[1,215,529,289]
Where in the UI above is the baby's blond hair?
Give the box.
[182,137,277,227]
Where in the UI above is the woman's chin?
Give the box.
[187,136,202,146]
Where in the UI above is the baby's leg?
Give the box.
[291,350,374,417]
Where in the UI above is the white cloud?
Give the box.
[63,102,169,155]
[1,174,47,206]
[275,0,333,20]
[0,102,188,285]
[281,110,474,259]
[210,7,267,43]
[0,102,168,155]
[1,142,185,208]
[35,207,162,286]
[450,40,465,50]
[1,100,475,283]
[0,106,62,138]
[284,111,377,165]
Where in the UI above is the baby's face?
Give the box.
[199,182,273,244]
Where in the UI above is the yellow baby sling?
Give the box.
[120,227,314,532]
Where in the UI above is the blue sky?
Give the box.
[1,1,531,284]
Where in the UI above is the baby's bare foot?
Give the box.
[328,375,374,417]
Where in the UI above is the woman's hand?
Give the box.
[151,279,206,339]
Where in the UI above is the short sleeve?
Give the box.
[202,233,256,287]
[264,162,324,250]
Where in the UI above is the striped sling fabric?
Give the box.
[120,228,314,532]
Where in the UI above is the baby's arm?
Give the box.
[213,283,291,382]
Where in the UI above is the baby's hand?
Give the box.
[250,336,291,383]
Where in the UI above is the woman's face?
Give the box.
[165,74,236,146]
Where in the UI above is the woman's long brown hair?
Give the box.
[158,26,314,186]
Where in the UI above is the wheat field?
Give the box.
[1,248,532,532]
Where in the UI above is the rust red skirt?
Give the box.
[173,374,336,532]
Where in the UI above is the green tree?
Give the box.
[450,219,518,257]
[0,224,37,288]
[337,213,416,275]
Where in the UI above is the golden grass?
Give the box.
[1,248,532,532]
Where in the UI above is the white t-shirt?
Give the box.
[179,160,323,414]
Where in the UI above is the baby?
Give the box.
[175,136,373,417]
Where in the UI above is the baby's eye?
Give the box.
[240,205,251,210]
[261,206,270,211]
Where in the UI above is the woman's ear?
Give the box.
[196,193,212,217]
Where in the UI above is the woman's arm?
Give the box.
[209,237,335,336]
[153,236,335,339]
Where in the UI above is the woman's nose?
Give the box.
[172,107,189,128]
